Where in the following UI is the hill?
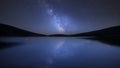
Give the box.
[0,23,46,37]
[71,26,120,37]
[49,26,120,37]
[1,23,120,37]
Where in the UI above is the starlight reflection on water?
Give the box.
[0,37,120,68]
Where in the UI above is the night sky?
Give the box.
[0,0,120,34]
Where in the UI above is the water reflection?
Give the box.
[82,36,120,46]
[46,38,66,68]
[0,41,22,49]
[0,37,120,68]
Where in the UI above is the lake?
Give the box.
[0,37,120,68]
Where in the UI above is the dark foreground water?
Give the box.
[0,37,120,68]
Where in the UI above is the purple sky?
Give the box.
[0,0,120,34]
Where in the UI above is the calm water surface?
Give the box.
[0,37,120,68]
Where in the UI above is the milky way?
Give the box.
[42,0,68,34]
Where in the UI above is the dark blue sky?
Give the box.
[0,0,120,34]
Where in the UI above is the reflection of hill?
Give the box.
[0,24,45,37]
[83,37,120,46]
[0,41,22,49]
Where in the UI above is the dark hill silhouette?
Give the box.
[76,26,120,46]
[49,26,120,46]
[1,23,120,38]
[72,26,120,37]
[49,34,69,37]
[49,26,120,37]
[0,23,46,37]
